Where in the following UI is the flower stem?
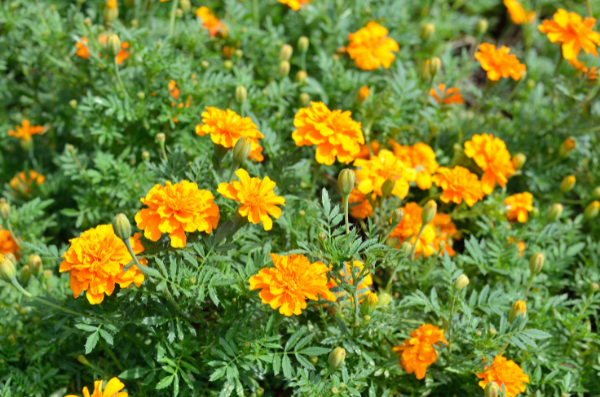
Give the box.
[5,220,21,249]
[10,278,86,318]
[586,0,593,18]
[253,0,259,28]
[343,194,350,235]
[553,55,564,77]
[169,0,180,36]
[410,225,426,261]
[310,162,322,198]
[523,274,535,301]
[114,59,130,99]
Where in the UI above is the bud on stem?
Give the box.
[0,254,16,282]
[547,203,563,222]
[454,274,469,290]
[421,200,437,225]
[509,300,527,323]
[232,137,253,167]
[113,214,132,240]
[328,347,346,370]
[529,253,544,275]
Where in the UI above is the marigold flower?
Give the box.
[505,192,533,223]
[432,166,484,207]
[196,6,227,37]
[135,181,220,248]
[196,107,265,162]
[292,102,364,165]
[538,9,600,61]
[65,377,128,397]
[0,227,19,257]
[168,79,180,102]
[76,37,90,59]
[475,43,526,81]
[218,169,285,231]
[327,261,373,302]
[432,213,457,257]
[8,120,43,141]
[10,171,45,197]
[504,0,535,25]
[464,134,515,194]
[355,150,416,199]
[356,141,380,160]
[59,225,146,305]
[389,141,439,190]
[569,59,598,82]
[390,202,437,257]
[249,253,336,316]
[278,0,311,11]
[392,324,448,379]
[429,84,464,105]
[357,86,370,103]
[477,355,530,397]
[348,189,373,219]
[347,21,399,70]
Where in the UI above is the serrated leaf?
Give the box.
[85,331,100,354]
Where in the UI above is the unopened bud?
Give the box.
[332,387,339,395]
[429,57,441,77]
[509,300,527,323]
[328,347,345,370]
[107,34,121,57]
[547,203,563,222]
[381,178,395,198]
[156,133,166,143]
[584,201,600,220]
[559,175,576,193]
[43,269,53,279]
[256,388,264,397]
[295,70,307,84]
[137,91,145,100]
[279,44,293,61]
[0,203,10,219]
[338,169,356,196]
[476,19,488,35]
[391,209,404,225]
[5,254,16,265]
[235,86,247,104]
[318,231,327,242]
[558,138,575,158]
[278,61,290,77]
[420,60,431,80]
[309,356,318,365]
[84,17,92,26]
[489,327,497,336]
[591,283,599,292]
[593,187,600,199]
[131,19,138,27]
[179,0,191,12]
[454,274,469,290]
[512,153,526,170]
[224,60,233,70]
[233,137,253,166]
[20,138,33,151]
[360,293,379,316]
[70,99,78,109]
[29,255,43,276]
[19,265,31,285]
[141,150,150,161]
[529,253,544,275]
[0,254,16,282]
[202,60,210,69]
[300,92,310,106]
[356,86,370,103]
[420,23,435,41]
[484,381,500,397]
[66,144,75,153]
[421,200,437,225]
[378,292,392,307]
[113,214,132,240]
[297,36,310,53]
[103,0,119,23]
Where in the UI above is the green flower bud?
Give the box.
[224,60,233,70]
[103,0,119,24]
[29,255,43,276]
[381,178,395,198]
[19,265,31,285]
[328,347,346,370]
[512,153,526,170]
[278,61,290,77]
[5,254,16,266]
[391,209,404,225]
[331,387,339,395]
[558,138,575,158]
[69,99,78,109]
[202,60,210,69]
[559,175,576,193]
[300,92,310,106]
[256,387,264,397]
[295,70,307,84]
[547,203,563,222]
[489,327,497,336]
[421,200,437,225]
[20,138,33,151]
[156,133,166,143]
[179,0,191,12]
[529,253,544,275]
[592,187,600,199]
[509,300,527,323]
[77,355,91,366]
[279,44,293,61]
[584,201,600,220]
[0,254,16,282]
[378,292,392,307]
[0,203,10,219]
[420,23,435,41]
[137,91,145,100]
[484,381,500,397]
[591,282,599,292]
[113,214,132,240]
[338,169,356,196]
[235,86,247,104]
[233,137,253,166]
[454,274,469,290]
[360,293,379,316]
[107,34,121,57]
[429,57,442,77]
[476,19,488,35]
[298,36,309,53]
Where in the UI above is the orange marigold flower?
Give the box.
[432,166,484,207]
[168,79,180,102]
[218,169,285,231]
[327,261,373,302]
[135,181,220,248]
[355,141,380,160]
[348,189,374,219]
[0,227,19,257]
[10,170,45,197]
[65,377,128,397]
[389,141,439,190]
[392,324,448,380]
[278,0,311,11]
[106,0,118,8]
[196,6,228,37]
[76,37,90,59]
[292,102,364,165]
[538,9,600,61]
[249,253,336,316]
[357,86,370,102]
[569,59,599,82]
[355,150,416,199]
[8,120,43,141]
[475,43,526,81]
[504,0,535,25]
[464,133,515,194]
[477,355,530,397]
[389,202,437,257]
[430,84,464,105]
[347,21,399,71]
[59,225,146,305]
[432,213,457,257]
[196,107,265,162]
[505,192,533,223]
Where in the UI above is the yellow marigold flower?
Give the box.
[326,261,373,302]
[65,377,128,397]
[218,169,285,231]
[389,141,439,190]
[348,189,373,219]
[429,84,464,105]
[432,213,457,257]
[475,43,526,81]
[0,227,19,257]
[59,225,146,305]
[389,202,437,257]
[505,192,533,223]
[432,166,484,207]
[196,107,265,162]
[347,21,399,70]
[278,0,311,11]
[538,9,600,61]
[249,253,336,316]
[135,181,220,248]
[477,355,530,397]
[10,170,45,197]
[196,6,228,37]
[355,150,416,199]
[392,324,448,380]
[464,133,515,194]
[504,0,535,25]
[8,120,43,141]
[292,102,364,165]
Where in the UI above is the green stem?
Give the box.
[523,274,534,301]
[309,163,322,198]
[301,51,307,72]
[253,0,259,28]
[114,59,130,99]
[160,144,169,162]
[169,0,180,36]
[343,194,350,235]
[586,0,593,18]
[6,220,21,248]
[553,55,564,77]
[410,225,426,261]
[10,278,87,318]
[447,292,456,342]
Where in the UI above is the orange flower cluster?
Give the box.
[505,192,533,223]
[65,377,128,397]
[464,134,515,194]
[278,0,311,11]
[390,202,437,257]
[196,107,265,162]
[477,355,530,397]
[570,59,599,82]
[429,84,464,105]
[347,21,399,70]
[135,181,220,248]
[348,189,374,219]
[75,36,130,65]
[59,225,146,305]
[433,166,485,207]
[355,150,416,199]
[292,102,364,165]
[0,227,19,257]
[196,7,228,37]
[8,120,43,141]
[218,169,285,231]
[249,253,336,316]
[475,43,526,81]
[76,37,90,59]
[539,9,600,61]
[10,170,45,197]
[327,261,373,302]
[392,324,448,379]
[504,0,535,25]
[389,141,439,190]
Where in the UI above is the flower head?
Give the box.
[347,21,399,70]
[348,189,374,219]
[392,324,448,379]
[249,253,336,316]
[389,202,437,257]
[10,171,45,197]
[354,150,416,199]
[0,227,19,257]
[65,377,128,397]
[477,355,530,397]
[389,141,439,190]
[218,169,285,231]
[8,120,43,141]
[429,84,464,105]
[196,107,265,162]
[464,134,515,194]
[538,9,600,61]
[504,0,535,25]
[292,102,364,165]
[59,225,146,305]
[76,37,90,59]
[475,43,526,81]
[278,0,311,11]
[505,192,533,223]
[432,166,484,207]
[196,7,227,37]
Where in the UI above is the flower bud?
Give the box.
[391,209,404,225]
[338,169,356,196]
[484,381,500,397]
[233,137,253,166]
[381,178,395,198]
[454,274,469,290]
[113,214,132,240]
[131,19,138,27]
[180,0,191,12]
[559,175,576,193]
[107,34,121,57]
[309,356,318,365]
[331,387,339,395]
[509,300,527,323]
[235,49,243,58]
[224,60,233,70]
[529,253,544,275]
[0,203,11,219]
[512,153,526,170]
[300,92,310,106]
[584,201,599,220]
[202,60,210,69]
[420,60,431,80]
[256,388,264,397]
[29,255,43,276]
[279,44,293,61]
[295,70,307,84]
[0,254,16,282]
[19,265,31,285]
[592,187,600,199]
[66,144,75,153]
[318,231,327,242]
[5,253,16,265]
[421,200,437,225]
[137,91,145,100]
[70,99,78,109]
[360,293,379,316]
[328,347,346,370]
[278,61,290,77]
[104,0,119,23]
[591,282,599,292]
[84,17,92,26]
[489,327,497,336]
[476,19,488,35]
[235,85,247,104]
[298,36,309,53]
[547,203,563,222]
[20,137,33,151]
[420,23,435,41]
[378,292,392,307]
[156,133,166,143]
[356,86,370,104]
[429,57,442,77]
[558,138,575,158]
